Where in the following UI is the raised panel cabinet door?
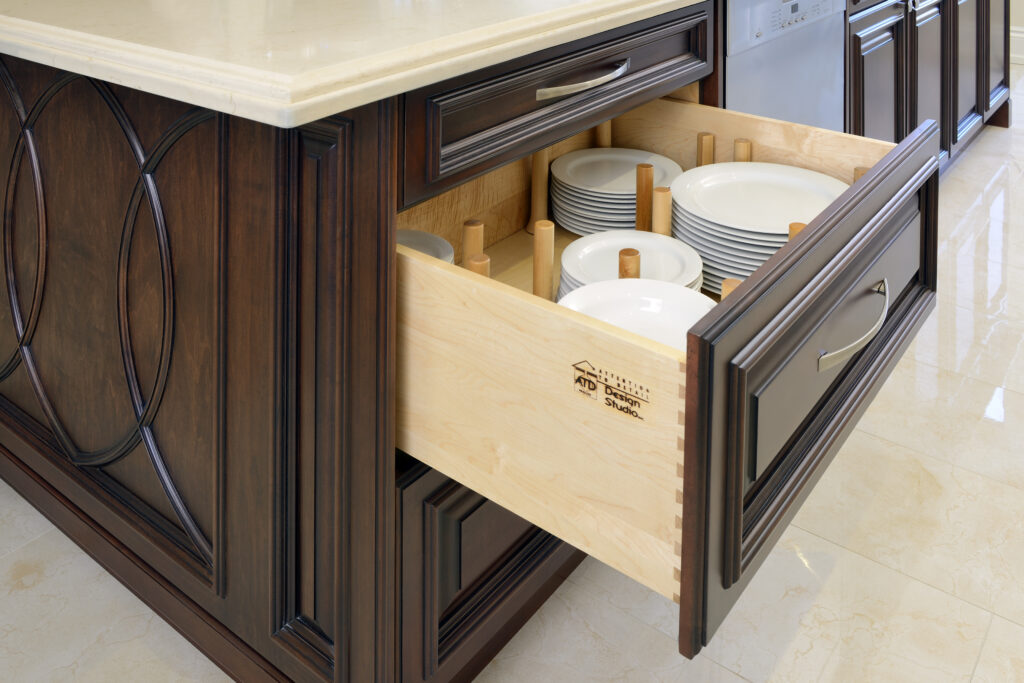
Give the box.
[397,461,581,683]
[848,0,908,142]
[910,0,946,150]
[952,0,984,149]
[986,0,1010,111]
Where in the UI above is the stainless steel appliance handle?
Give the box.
[536,59,630,101]
[817,279,889,372]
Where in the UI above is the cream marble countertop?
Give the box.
[0,0,702,127]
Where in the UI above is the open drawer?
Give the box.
[396,100,939,657]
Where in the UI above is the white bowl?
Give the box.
[558,279,715,352]
[397,229,454,263]
[560,231,703,294]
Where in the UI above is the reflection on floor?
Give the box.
[3,70,1024,683]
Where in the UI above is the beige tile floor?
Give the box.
[3,71,1024,681]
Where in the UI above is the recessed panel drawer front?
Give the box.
[401,3,712,206]
[736,197,922,493]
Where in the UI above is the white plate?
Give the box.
[670,162,848,234]
[558,279,715,352]
[670,214,782,252]
[671,208,790,245]
[674,235,767,272]
[551,188,636,217]
[561,231,703,289]
[551,180,638,207]
[673,225,776,263]
[551,148,683,195]
[397,229,454,263]
[672,224,779,259]
[554,213,634,236]
[552,202,635,227]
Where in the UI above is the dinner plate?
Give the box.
[552,178,638,205]
[673,225,777,262]
[552,148,683,195]
[670,162,848,233]
[397,229,455,263]
[561,231,703,289]
[551,189,636,217]
[558,279,715,352]
[672,224,779,258]
[672,209,790,245]
[552,200,635,226]
[667,219,778,253]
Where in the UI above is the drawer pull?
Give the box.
[536,59,631,101]
[817,279,889,372]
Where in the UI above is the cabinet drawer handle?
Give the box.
[817,279,889,372]
[536,59,631,101]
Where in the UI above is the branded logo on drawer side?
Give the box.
[572,360,650,421]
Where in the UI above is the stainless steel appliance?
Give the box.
[725,0,846,131]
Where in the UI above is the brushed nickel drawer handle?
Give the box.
[817,278,889,372]
[536,59,631,101]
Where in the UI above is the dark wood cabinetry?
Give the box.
[848,0,908,142]
[0,55,397,683]
[849,0,1008,157]
[910,0,946,141]
[952,0,984,153]
[985,0,1011,114]
[397,458,582,682]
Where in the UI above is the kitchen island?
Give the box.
[0,1,948,681]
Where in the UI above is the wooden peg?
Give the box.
[595,120,613,148]
[635,163,654,231]
[721,277,742,298]
[788,222,807,240]
[734,138,752,162]
[462,219,484,264]
[526,148,550,235]
[652,187,672,236]
[533,220,554,300]
[697,132,715,167]
[618,248,641,279]
[853,166,870,182]
[466,253,490,277]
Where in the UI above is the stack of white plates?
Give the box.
[551,148,683,236]
[557,231,703,300]
[397,229,455,264]
[558,279,716,352]
[669,163,848,295]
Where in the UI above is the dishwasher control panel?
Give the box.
[728,0,842,55]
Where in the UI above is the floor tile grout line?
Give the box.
[561,570,757,682]
[968,612,996,681]
[0,526,58,565]
[788,522,1015,630]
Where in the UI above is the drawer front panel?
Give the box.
[736,198,922,495]
[680,120,939,656]
[402,3,711,206]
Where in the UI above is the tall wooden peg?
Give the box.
[595,120,613,148]
[853,166,870,182]
[721,277,742,299]
[526,148,550,235]
[467,253,491,277]
[635,163,654,231]
[652,187,672,236]
[533,220,555,300]
[618,248,641,279]
[697,132,715,167]
[462,219,485,265]
[734,138,752,162]
[788,222,807,240]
